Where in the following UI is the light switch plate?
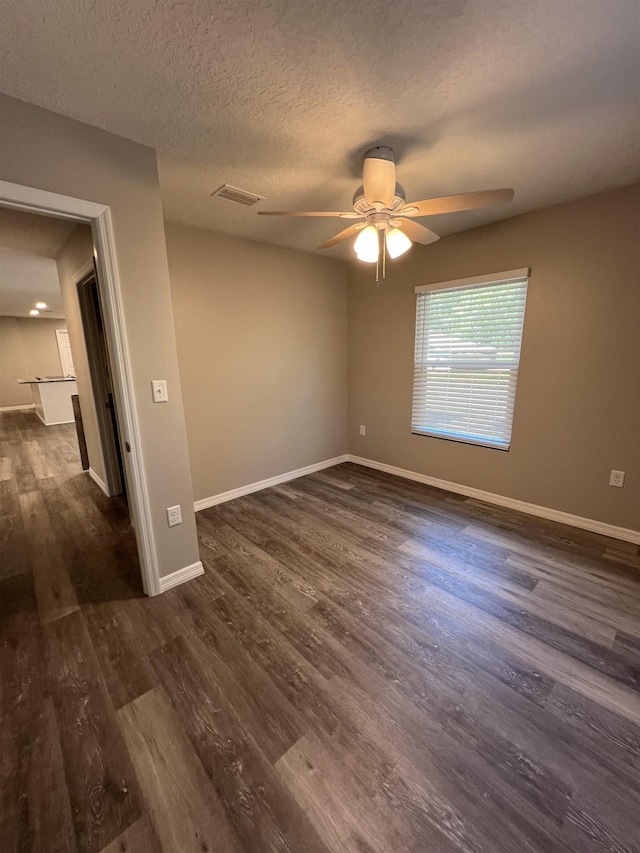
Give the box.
[151,379,168,403]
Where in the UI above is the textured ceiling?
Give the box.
[0,208,77,317]
[1,1,638,259]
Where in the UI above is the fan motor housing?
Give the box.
[352,183,406,215]
[364,145,395,162]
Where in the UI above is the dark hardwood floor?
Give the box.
[2,408,639,853]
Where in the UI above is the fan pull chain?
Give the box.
[383,229,387,280]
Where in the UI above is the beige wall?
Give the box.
[166,222,348,502]
[0,317,30,408]
[56,225,107,483]
[348,183,640,532]
[0,93,199,580]
[0,316,66,407]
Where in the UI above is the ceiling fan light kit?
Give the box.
[354,225,379,263]
[258,146,515,281]
[386,227,412,259]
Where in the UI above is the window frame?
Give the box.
[411,268,530,451]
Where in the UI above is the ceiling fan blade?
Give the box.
[318,223,364,250]
[397,219,440,245]
[401,188,515,218]
[258,210,359,217]
[363,153,396,208]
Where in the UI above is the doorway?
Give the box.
[0,181,161,595]
[0,201,134,551]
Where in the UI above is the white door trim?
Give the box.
[73,259,95,282]
[0,179,161,595]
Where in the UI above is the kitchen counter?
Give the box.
[16,375,77,384]
[16,376,78,425]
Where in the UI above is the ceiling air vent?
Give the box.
[211,184,265,206]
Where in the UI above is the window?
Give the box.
[412,268,529,450]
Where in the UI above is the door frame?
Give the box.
[0,180,161,595]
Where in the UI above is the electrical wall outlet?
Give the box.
[151,379,168,403]
[167,504,182,527]
[360,425,366,436]
[609,470,625,488]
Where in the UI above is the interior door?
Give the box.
[77,269,126,498]
[56,329,76,377]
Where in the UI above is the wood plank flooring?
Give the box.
[1,408,639,852]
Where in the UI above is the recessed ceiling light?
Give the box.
[30,309,40,316]
[35,302,48,310]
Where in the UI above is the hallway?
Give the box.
[1,409,136,606]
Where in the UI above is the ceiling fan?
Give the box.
[258,146,514,279]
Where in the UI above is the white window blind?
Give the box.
[412,269,529,450]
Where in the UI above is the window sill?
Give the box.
[411,428,510,451]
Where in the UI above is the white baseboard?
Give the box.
[347,455,640,545]
[87,467,109,496]
[0,404,35,412]
[34,410,74,426]
[158,560,205,592]
[194,454,350,511]
[191,449,639,545]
